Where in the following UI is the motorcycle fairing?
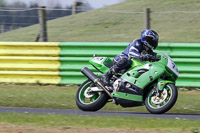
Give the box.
[121,62,166,89]
[89,57,112,73]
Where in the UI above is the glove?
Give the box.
[141,54,156,61]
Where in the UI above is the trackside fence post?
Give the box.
[38,6,48,42]
[145,8,151,29]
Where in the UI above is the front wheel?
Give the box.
[76,80,109,111]
[145,83,178,114]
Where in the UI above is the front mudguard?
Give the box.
[157,78,175,91]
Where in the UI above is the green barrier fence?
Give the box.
[59,42,127,84]
[59,42,200,87]
[0,42,199,87]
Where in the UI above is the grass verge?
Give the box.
[0,84,199,114]
[0,113,199,133]
[0,0,199,43]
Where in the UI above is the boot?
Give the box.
[101,69,113,86]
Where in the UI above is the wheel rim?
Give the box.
[147,85,172,109]
[79,81,102,105]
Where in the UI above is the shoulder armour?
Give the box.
[135,39,142,47]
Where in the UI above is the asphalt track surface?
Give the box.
[0,107,200,119]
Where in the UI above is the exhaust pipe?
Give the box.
[81,67,112,98]
[81,67,98,83]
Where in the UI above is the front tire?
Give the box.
[76,80,109,111]
[145,83,178,114]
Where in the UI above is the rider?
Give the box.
[101,29,159,85]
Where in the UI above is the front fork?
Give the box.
[154,78,174,96]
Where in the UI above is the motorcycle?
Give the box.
[75,50,179,114]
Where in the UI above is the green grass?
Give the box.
[0,0,199,43]
[0,84,76,109]
[0,113,199,133]
[0,84,199,132]
[0,84,199,114]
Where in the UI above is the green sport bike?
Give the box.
[76,50,179,114]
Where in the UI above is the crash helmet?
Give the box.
[141,29,159,50]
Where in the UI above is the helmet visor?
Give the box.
[143,36,158,49]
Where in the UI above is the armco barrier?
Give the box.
[0,42,61,84]
[59,42,128,84]
[0,42,199,87]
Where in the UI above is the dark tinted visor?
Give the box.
[143,36,158,48]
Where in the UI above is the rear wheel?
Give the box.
[145,83,178,114]
[76,80,109,111]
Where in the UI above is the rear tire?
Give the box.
[76,80,109,111]
[145,83,178,114]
